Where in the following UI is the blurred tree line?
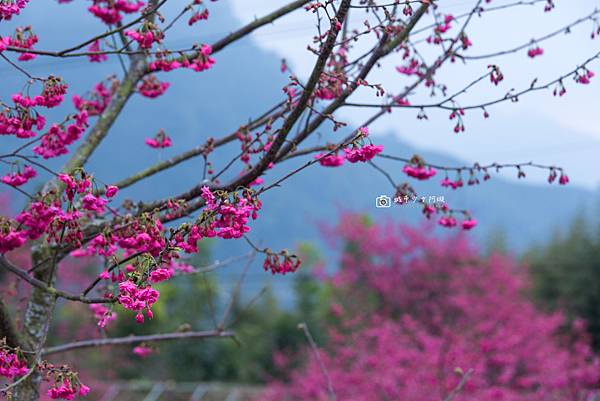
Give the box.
[527,214,600,351]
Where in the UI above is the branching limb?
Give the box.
[0,256,115,305]
[299,322,336,401]
[42,330,235,356]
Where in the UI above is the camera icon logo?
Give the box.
[375,195,392,208]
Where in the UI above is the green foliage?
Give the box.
[527,214,600,350]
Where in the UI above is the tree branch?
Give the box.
[0,256,115,305]
[171,0,311,71]
[43,330,235,356]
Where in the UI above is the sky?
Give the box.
[230,0,600,190]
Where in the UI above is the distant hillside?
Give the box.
[2,1,598,304]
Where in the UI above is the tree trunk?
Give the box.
[13,246,56,401]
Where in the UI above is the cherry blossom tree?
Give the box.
[0,0,598,400]
[261,215,600,401]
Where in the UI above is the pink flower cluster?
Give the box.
[0,90,56,138]
[0,110,44,139]
[315,85,341,101]
[344,144,384,163]
[435,14,454,34]
[149,267,173,283]
[0,173,122,254]
[81,193,108,213]
[133,345,153,357]
[263,251,301,275]
[6,26,38,61]
[189,9,209,25]
[527,46,544,58]
[73,80,116,116]
[402,165,436,180]
[461,218,477,230]
[89,304,116,328]
[138,75,170,98]
[314,153,345,167]
[438,215,476,230]
[73,217,165,261]
[438,215,456,227]
[0,348,28,378]
[37,76,69,108]
[396,59,420,76]
[125,27,163,49]
[87,40,107,63]
[58,173,90,202]
[441,176,464,189]
[117,280,160,324]
[395,97,411,106]
[11,82,67,112]
[559,174,569,185]
[145,129,172,148]
[15,201,62,241]
[0,226,27,253]
[199,186,262,239]
[33,112,89,159]
[1,165,36,186]
[0,0,29,20]
[576,69,595,85]
[72,233,116,259]
[88,0,144,25]
[149,44,215,73]
[117,220,166,257]
[47,379,90,400]
[0,37,7,53]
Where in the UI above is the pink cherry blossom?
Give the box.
[576,70,594,84]
[402,165,436,180]
[133,345,154,358]
[81,193,107,213]
[105,185,119,198]
[145,129,172,148]
[73,80,115,116]
[138,75,170,98]
[438,215,457,228]
[189,9,209,25]
[125,26,163,49]
[6,26,38,61]
[0,347,29,378]
[88,0,144,25]
[527,46,544,58]
[0,0,30,20]
[87,40,107,63]
[315,153,345,167]
[89,303,116,328]
[149,268,173,283]
[1,165,36,186]
[0,229,27,254]
[47,379,89,400]
[263,251,301,275]
[344,144,383,163]
[461,218,477,230]
[559,173,569,185]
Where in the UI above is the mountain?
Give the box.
[2,1,598,304]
